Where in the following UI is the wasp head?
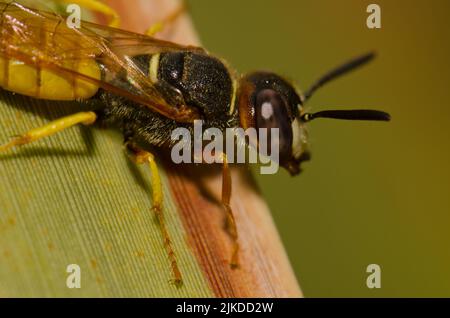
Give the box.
[236,53,390,176]
[237,72,310,175]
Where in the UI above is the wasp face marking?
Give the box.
[291,118,304,160]
[286,116,310,176]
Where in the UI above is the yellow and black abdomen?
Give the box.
[0,56,101,101]
[0,17,101,101]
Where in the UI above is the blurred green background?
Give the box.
[189,0,450,297]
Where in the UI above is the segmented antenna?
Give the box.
[302,109,390,122]
[304,52,376,102]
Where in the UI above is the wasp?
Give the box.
[0,1,390,285]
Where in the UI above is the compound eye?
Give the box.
[255,89,293,161]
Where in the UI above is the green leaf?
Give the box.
[0,92,213,297]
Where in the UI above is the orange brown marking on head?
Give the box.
[237,79,256,130]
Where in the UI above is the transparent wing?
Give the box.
[0,1,204,122]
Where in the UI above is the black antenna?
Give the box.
[304,52,376,102]
[302,109,390,122]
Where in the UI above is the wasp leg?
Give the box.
[60,0,120,27]
[145,1,186,36]
[221,153,240,268]
[0,111,96,152]
[125,142,183,285]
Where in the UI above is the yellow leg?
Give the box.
[221,153,239,268]
[126,143,182,285]
[145,1,186,36]
[0,111,97,152]
[60,0,120,27]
